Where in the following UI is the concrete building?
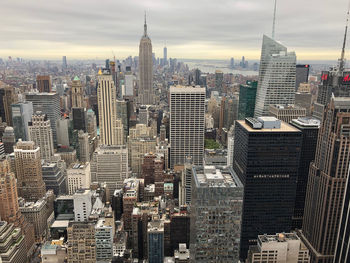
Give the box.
[295,92,312,116]
[19,198,49,242]
[97,69,122,145]
[11,102,33,141]
[14,140,46,201]
[67,163,91,195]
[26,92,60,146]
[170,86,205,168]
[138,16,154,105]
[269,104,306,123]
[73,189,92,222]
[71,76,84,108]
[0,157,23,226]
[174,244,190,262]
[77,130,90,163]
[2,127,15,154]
[139,105,148,125]
[67,221,96,263]
[129,137,156,176]
[0,221,27,263]
[28,112,54,161]
[254,35,296,117]
[233,117,302,260]
[124,72,134,97]
[56,118,70,147]
[247,233,310,263]
[91,145,128,196]
[190,166,243,262]
[95,218,114,262]
[36,75,52,93]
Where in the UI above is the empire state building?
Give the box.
[138,15,154,105]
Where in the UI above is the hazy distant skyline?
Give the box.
[0,0,349,60]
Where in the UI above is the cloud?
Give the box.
[0,0,347,60]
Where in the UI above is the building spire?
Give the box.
[144,11,147,37]
[272,0,277,39]
[339,0,350,73]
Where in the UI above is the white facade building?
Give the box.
[67,162,91,195]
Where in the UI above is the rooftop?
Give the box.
[239,119,300,133]
[193,166,242,188]
[258,233,299,243]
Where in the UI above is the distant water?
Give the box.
[182,60,258,76]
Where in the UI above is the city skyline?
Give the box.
[0,0,348,60]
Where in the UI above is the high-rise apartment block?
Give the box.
[190,166,243,262]
[42,162,67,196]
[91,145,128,196]
[233,117,302,260]
[254,35,296,117]
[269,104,306,123]
[95,218,114,262]
[14,140,46,201]
[71,76,84,108]
[73,189,92,222]
[300,97,350,262]
[67,221,96,263]
[26,92,60,146]
[28,112,54,161]
[36,75,52,93]
[247,233,310,263]
[169,86,205,168]
[138,16,154,105]
[11,102,33,141]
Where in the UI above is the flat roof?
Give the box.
[237,120,300,133]
[51,220,70,228]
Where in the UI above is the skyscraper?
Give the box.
[0,86,18,126]
[71,76,84,108]
[26,92,61,146]
[2,126,15,154]
[62,56,67,71]
[190,166,243,262]
[254,35,296,117]
[36,75,52,93]
[138,15,154,105]
[290,117,320,229]
[232,117,302,260]
[11,102,33,141]
[300,97,350,262]
[238,80,258,119]
[169,86,205,168]
[28,112,54,162]
[295,64,310,90]
[97,69,123,145]
[163,45,167,66]
[14,140,46,202]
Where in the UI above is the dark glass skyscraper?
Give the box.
[296,64,310,90]
[232,117,302,260]
[290,117,320,229]
[238,80,258,120]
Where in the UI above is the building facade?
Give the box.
[233,117,302,260]
[254,35,296,117]
[170,86,205,168]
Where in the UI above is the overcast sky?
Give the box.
[0,0,348,60]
